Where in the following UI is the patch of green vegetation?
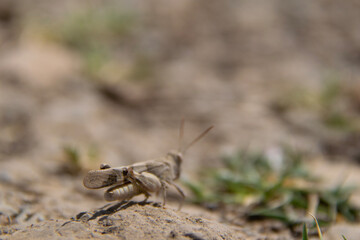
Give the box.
[322,112,353,130]
[62,144,100,175]
[319,78,341,108]
[49,7,136,50]
[62,145,82,175]
[81,45,111,78]
[184,148,359,228]
[128,55,156,82]
[302,214,349,240]
[37,6,157,82]
[273,86,316,112]
[318,79,356,131]
[302,214,323,240]
[302,223,309,240]
[273,78,358,132]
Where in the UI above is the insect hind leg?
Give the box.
[127,169,162,194]
[160,181,168,207]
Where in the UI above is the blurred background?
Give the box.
[1,0,360,238]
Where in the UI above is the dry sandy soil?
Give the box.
[1,0,360,239]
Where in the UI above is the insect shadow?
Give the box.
[76,201,160,221]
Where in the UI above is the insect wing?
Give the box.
[83,159,169,189]
[132,160,170,177]
[83,167,127,189]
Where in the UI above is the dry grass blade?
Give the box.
[309,213,323,240]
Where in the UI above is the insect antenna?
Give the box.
[182,125,214,154]
[178,118,185,152]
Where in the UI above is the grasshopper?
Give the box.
[83,120,213,208]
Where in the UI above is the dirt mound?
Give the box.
[4,202,256,240]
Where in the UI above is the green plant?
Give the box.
[38,7,140,81]
[273,78,358,132]
[302,223,309,240]
[49,7,136,50]
[184,148,359,228]
[128,55,155,81]
[62,145,82,175]
[302,214,350,240]
[319,79,355,131]
[61,144,100,175]
[302,214,323,240]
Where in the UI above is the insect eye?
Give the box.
[122,168,128,175]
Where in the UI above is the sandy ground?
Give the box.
[1,0,360,239]
[3,203,262,240]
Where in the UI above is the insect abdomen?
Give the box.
[104,183,141,201]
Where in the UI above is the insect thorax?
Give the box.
[166,151,182,180]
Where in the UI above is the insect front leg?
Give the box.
[167,181,185,210]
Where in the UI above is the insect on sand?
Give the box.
[83,120,213,208]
